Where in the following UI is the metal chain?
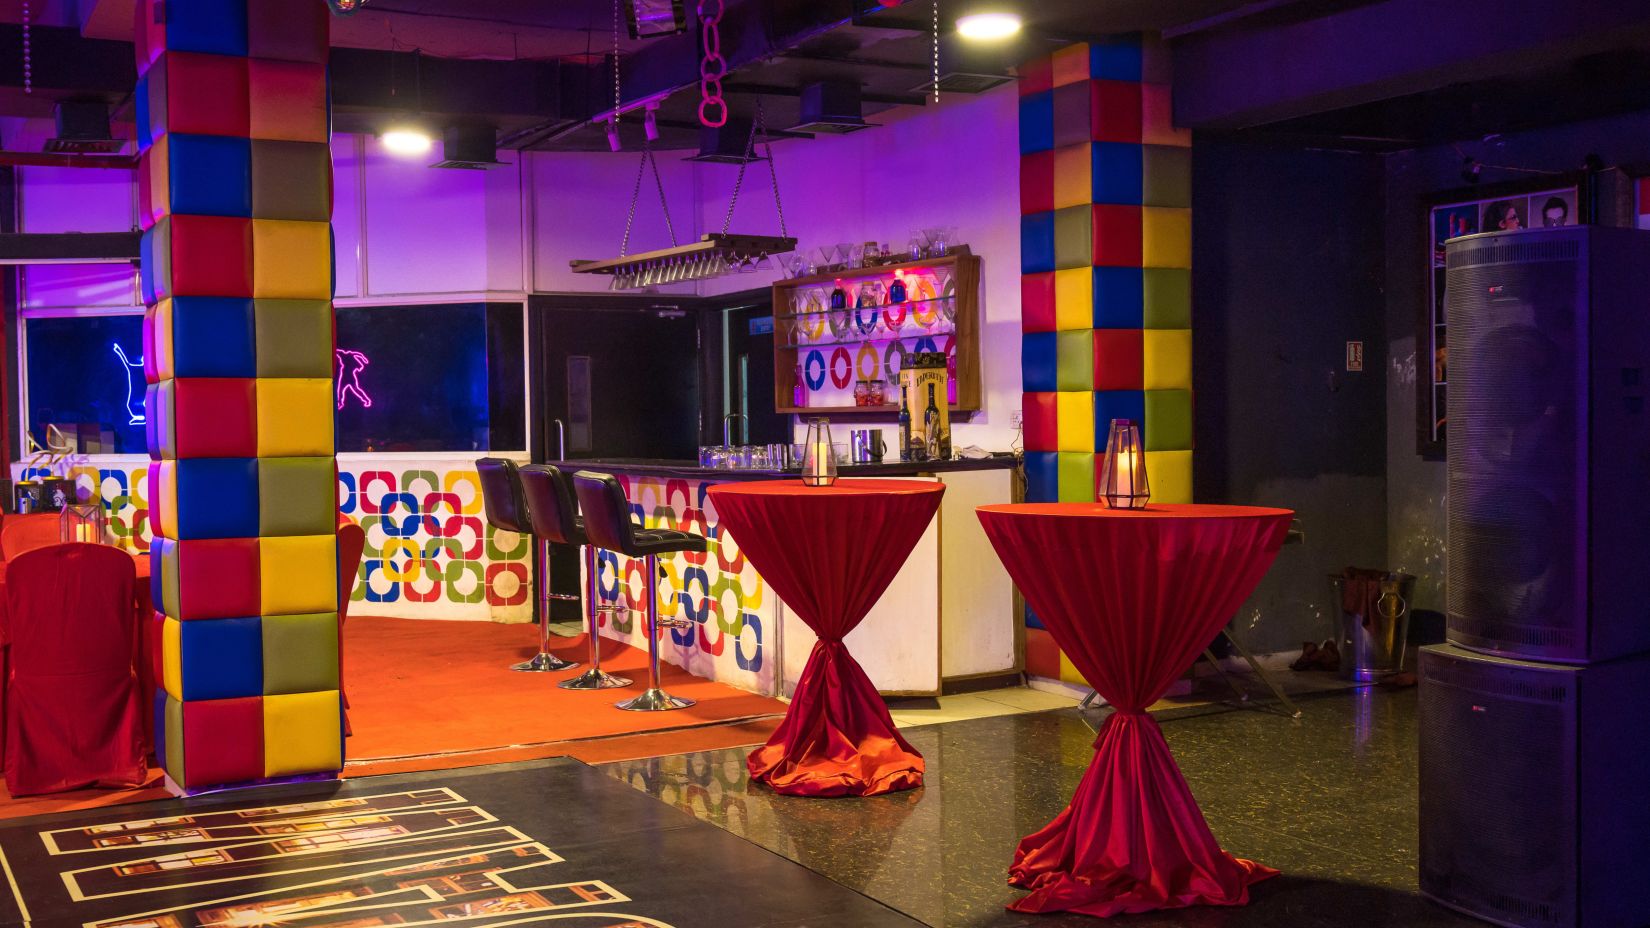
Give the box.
[720,100,786,237]
[651,144,679,247]
[620,141,677,257]
[697,0,727,127]
[613,0,622,121]
[21,0,31,94]
[932,0,939,103]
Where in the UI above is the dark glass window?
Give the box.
[24,314,147,455]
[334,302,525,453]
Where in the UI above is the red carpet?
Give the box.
[0,616,784,820]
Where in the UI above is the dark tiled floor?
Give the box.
[602,687,1485,927]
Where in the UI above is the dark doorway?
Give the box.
[718,290,789,445]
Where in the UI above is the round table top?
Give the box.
[977,502,1293,521]
[708,477,945,499]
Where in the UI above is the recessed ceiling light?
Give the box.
[382,128,433,156]
[956,12,1021,41]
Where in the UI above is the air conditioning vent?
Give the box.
[911,71,1013,95]
[430,126,505,170]
[45,102,123,154]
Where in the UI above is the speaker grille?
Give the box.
[1445,230,1586,660]
[1420,648,1577,927]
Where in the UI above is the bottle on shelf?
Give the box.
[923,383,941,462]
[793,362,807,408]
[898,387,913,463]
[888,275,908,304]
[829,283,847,310]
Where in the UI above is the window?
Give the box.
[334,302,525,453]
[22,313,147,455]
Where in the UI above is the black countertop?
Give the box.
[545,456,1018,481]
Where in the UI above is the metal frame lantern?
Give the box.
[60,501,107,544]
[1098,418,1150,509]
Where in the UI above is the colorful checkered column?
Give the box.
[1019,37,1192,507]
[135,0,341,792]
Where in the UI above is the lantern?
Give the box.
[802,418,838,487]
[60,501,107,544]
[1098,419,1150,509]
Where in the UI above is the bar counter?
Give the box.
[548,455,1021,698]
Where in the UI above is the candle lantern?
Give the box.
[802,418,838,487]
[1098,419,1150,509]
[60,501,108,544]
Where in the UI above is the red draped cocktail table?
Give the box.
[708,478,944,797]
[977,502,1293,917]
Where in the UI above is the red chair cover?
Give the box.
[2,543,145,796]
[708,479,944,797]
[977,503,1293,917]
[1,513,63,561]
[337,517,366,737]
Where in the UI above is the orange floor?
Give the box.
[0,616,785,820]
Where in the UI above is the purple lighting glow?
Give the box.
[336,348,373,410]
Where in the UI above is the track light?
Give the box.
[956,11,1021,40]
[382,127,434,156]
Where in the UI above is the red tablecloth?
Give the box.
[977,503,1293,917]
[708,478,944,797]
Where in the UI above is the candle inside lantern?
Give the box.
[1100,419,1150,509]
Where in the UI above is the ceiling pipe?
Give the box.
[0,151,136,169]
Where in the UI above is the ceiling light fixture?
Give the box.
[956,11,1021,40]
[325,0,369,15]
[382,127,434,156]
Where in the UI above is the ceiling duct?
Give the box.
[685,117,765,164]
[910,71,1014,95]
[787,81,870,134]
[44,102,123,154]
[430,126,506,169]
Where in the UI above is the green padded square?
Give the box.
[1142,268,1191,329]
[164,695,185,787]
[261,612,340,695]
[254,299,333,377]
[258,457,336,536]
[1052,204,1092,271]
[1141,144,1192,208]
[251,140,331,222]
[160,542,181,619]
[1057,451,1095,502]
[1144,389,1193,451]
[1056,330,1094,391]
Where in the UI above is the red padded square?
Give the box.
[136,154,156,230]
[1093,329,1145,390]
[165,52,251,138]
[1092,205,1143,267]
[135,0,165,71]
[247,0,329,63]
[1090,80,1143,143]
[177,538,261,619]
[173,378,256,458]
[170,215,252,297]
[1018,56,1053,97]
[181,696,263,788]
[248,60,329,143]
[1023,392,1059,452]
[1020,149,1054,216]
[1021,272,1057,332]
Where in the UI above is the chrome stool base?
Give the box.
[512,652,578,672]
[560,667,633,690]
[617,687,696,712]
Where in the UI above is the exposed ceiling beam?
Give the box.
[722,81,928,107]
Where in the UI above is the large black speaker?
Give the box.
[1418,644,1650,928]
[1445,226,1650,662]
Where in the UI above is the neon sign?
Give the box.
[112,343,145,425]
[335,348,373,410]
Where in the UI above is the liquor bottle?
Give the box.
[830,284,847,310]
[793,362,807,408]
[923,383,941,462]
[898,387,913,462]
[888,276,908,304]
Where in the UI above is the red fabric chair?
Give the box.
[2,543,145,796]
[1,513,62,562]
[337,517,366,737]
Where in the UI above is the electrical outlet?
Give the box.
[1010,409,1023,429]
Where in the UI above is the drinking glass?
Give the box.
[849,243,865,269]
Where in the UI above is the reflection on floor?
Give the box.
[603,687,1480,928]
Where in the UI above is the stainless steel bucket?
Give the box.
[1330,572,1415,681]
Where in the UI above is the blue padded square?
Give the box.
[149,539,172,617]
[176,458,259,540]
[1093,391,1147,442]
[1090,37,1143,81]
[1092,143,1144,206]
[135,73,153,151]
[167,135,252,218]
[1021,212,1056,274]
[163,0,249,57]
[1019,90,1054,155]
[1093,267,1145,328]
[179,616,263,700]
[140,223,164,304]
[1022,332,1058,392]
[171,297,256,377]
[1024,451,1059,504]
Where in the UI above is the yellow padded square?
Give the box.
[1050,144,1092,210]
[1142,84,1191,147]
[148,299,175,382]
[1053,268,1093,331]
[259,533,338,615]
[263,690,342,778]
[1142,207,1192,269]
[1056,391,1094,453]
[145,134,171,219]
[251,219,331,299]
[256,378,334,457]
[162,617,182,702]
[1143,329,1193,390]
[1051,43,1090,86]
[1059,650,1085,686]
[1146,450,1193,504]
[155,461,179,540]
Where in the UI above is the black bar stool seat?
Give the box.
[573,471,706,711]
[519,464,631,691]
[477,458,576,673]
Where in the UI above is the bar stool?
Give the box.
[573,471,707,711]
[518,464,632,690]
[476,458,576,672]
